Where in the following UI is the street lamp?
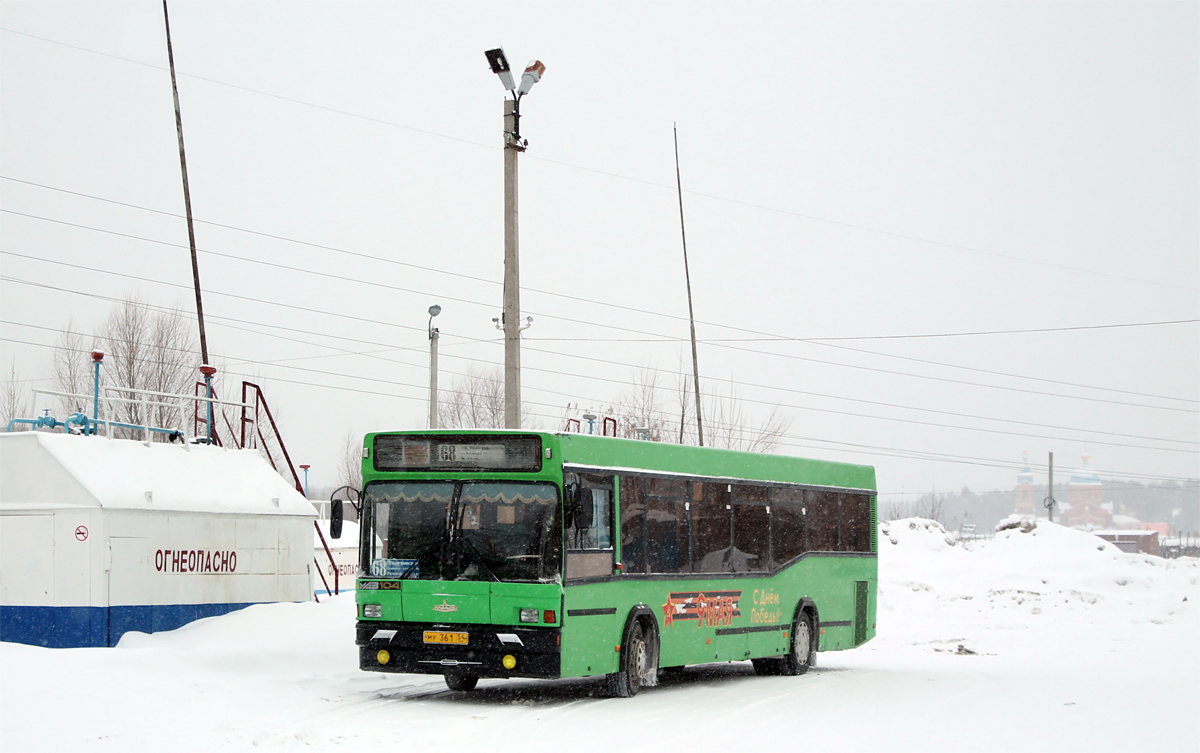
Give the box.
[299,464,311,499]
[484,47,546,429]
[428,304,441,430]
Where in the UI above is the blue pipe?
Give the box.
[6,413,181,441]
[92,359,101,421]
[204,372,214,444]
[6,416,59,432]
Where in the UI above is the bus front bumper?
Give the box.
[356,620,561,679]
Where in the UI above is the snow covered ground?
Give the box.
[2,519,1196,752]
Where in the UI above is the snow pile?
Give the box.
[2,517,1196,752]
[877,517,1198,645]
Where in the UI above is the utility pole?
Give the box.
[674,124,704,447]
[502,97,522,429]
[485,48,544,430]
[1044,451,1056,522]
[162,0,209,365]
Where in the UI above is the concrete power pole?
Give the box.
[1045,451,1056,523]
[503,98,522,429]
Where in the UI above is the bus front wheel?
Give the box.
[607,618,657,697]
[444,673,478,691]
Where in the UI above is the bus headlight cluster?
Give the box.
[519,608,538,623]
[363,604,382,618]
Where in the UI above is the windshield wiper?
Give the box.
[456,534,500,582]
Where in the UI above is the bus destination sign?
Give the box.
[374,434,542,473]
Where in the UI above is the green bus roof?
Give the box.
[364,430,876,493]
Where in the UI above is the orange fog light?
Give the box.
[543,610,556,623]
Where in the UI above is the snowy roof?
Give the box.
[0,431,315,516]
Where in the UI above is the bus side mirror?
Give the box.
[563,482,580,529]
[330,499,343,539]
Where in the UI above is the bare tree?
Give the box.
[1,362,34,430]
[338,430,363,490]
[50,296,199,439]
[438,364,509,429]
[703,378,791,454]
[672,367,695,445]
[614,366,670,441]
[51,319,93,416]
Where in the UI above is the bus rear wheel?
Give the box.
[783,610,816,676]
[444,673,478,691]
[607,618,655,697]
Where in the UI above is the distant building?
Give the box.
[1093,530,1159,556]
[1013,451,1037,516]
[1061,452,1111,530]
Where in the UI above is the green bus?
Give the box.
[337,430,877,696]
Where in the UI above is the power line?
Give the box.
[9,311,1194,454]
[7,267,1199,462]
[3,27,1195,295]
[4,260,1198,453]
[7,333,1192,486]
[4,211,1196,416]
[5,176,1197,406]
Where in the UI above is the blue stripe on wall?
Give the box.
[0,602,263,648]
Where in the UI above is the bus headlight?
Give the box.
[519,609,538,623]
[363,604,382,618]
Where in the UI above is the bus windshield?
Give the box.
[365,480,561,583]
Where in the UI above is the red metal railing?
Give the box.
[313,521,339,599]
[240,381,303,494]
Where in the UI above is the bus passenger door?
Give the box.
[561,474,618,678]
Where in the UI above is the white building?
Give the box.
[0,431,315,647]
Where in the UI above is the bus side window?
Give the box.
[619,476,646,574]
[646,477,689,574]
[839,493,872,552]
[770,487,806,568]
[806,489,840,551]
[692,482,732,573]
[732,484,770,573]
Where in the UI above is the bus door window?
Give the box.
[806,489,840,552]
[565,473,616,580]
[839,493,872,552]
[769,487,807,568]
[731,485,770,573]
[565,473,614,550]
[646,477,689,574]
[619,476,646,574]
[692,482,733,573]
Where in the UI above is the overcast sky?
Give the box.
[2,1,1196,501]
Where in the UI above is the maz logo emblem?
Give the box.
[432,599,458,613]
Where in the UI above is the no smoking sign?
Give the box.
[75,526,88,542]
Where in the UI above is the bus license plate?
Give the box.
[423,631,468,645]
